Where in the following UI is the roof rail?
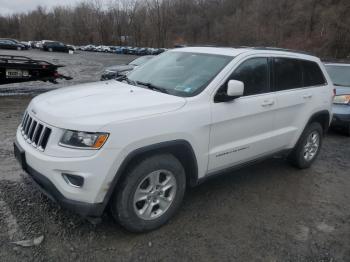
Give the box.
[248,47,314,56]
[178,45,315,56]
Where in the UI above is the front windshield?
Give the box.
[325,65,350,86]
[130,56,153,66]
[127,51,233,97]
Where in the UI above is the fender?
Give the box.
[100,139,199,212]
[305,110,331,134]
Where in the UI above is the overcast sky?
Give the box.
[0,0,110,15]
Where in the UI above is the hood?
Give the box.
[105,64,134,72]
[29,81,186,131]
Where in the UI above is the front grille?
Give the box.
[20,111,52,151]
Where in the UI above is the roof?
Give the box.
[171,46,318,60]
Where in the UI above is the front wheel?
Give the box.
[110,153,186,232]
[288,122,323,169]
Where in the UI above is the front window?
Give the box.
[127,51,233,97]
[325,65,350,86]
[229,57,269,96]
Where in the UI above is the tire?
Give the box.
[17,47,22,51]
[288,122,323,169]
[110,153,186,232]
[48,48,53,52]
[346,125,350,137]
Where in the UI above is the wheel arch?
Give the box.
[306,110,331,134]
[101,140,199,210]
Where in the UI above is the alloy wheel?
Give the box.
[303,131,320,161]
[133,169,177,220]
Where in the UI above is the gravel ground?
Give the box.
[0,49,135,95]
[0,50,350,262]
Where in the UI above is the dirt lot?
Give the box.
[0,50,350,262]
[0,49,135,95]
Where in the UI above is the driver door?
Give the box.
[208,57,277,173]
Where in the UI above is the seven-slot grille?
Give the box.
[20,111,52,151]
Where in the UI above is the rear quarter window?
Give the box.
[302,60,326,87]
[274,58,326,91]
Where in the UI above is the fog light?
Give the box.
[62,173,84,188]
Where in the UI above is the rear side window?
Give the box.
[302,60,326,86]
[229,57,269,96]
[274,58,303,91]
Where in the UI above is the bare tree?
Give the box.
[0,0,349,58]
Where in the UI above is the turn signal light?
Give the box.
[93,134,109,149]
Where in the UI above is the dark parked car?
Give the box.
[42,41,71,52]
[101,55,155,80]
[0,39,27,50]
[20,41,31,49]
[136,48,148,56]
[126,47,138,55]
[325,63,350,136]
[114,46,124,54]
[0,54,72,85]
[4,38,30,49]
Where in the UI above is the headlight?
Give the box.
[333,95,350,105]
[59,130,109,150]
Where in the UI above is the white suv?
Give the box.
[14,47,334,232]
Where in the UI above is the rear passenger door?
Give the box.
[208,57,277,173]
[272,57,327,149]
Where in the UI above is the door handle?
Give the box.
[303,94,313,99]
[261,100,275,107]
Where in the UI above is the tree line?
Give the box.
[0,0,349,58]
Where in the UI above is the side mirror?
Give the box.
[227,80,244,97]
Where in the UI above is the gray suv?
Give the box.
[325,63,350,136]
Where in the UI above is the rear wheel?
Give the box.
[288,122,323,169]
[110,153,186,232]
[48,48,53,52]
[17,47,22,50]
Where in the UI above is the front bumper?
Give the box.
[331,103,350,128]
[332,113,350,127]
[14,140,104,217]
[15,123,124,217]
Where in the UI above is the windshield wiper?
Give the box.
[116,75,137,86]
[116,76,169,94]
[136,81,169,94]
